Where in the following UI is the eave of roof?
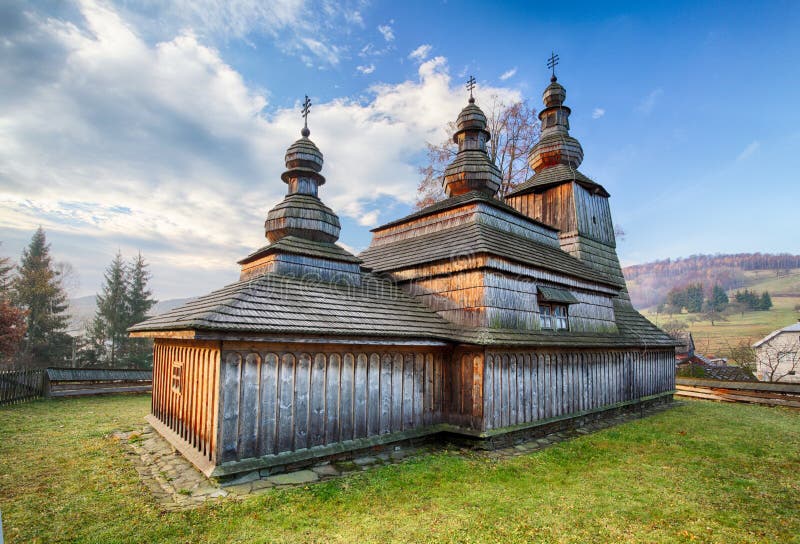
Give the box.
[360,221,623,289]
[505,165,610,198]
[371,191,559,233]
[238,236,362,265]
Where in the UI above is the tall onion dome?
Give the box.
[264,126,341,243]
[528,75,584,171]
[442,88,502,197]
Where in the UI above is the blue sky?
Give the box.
[1,0,798,300]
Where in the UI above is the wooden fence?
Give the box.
[675,377,800,408]
[0,369,45,406]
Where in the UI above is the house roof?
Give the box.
[372,191,558,233]
[129,272,456,341]
[753,321,800,348]
[504,164,610,198]
[360,221,622,289]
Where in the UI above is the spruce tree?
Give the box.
[13,228,71,366]
[126,253,156,368]
[711,284,729,312]
[91,252,129,366]
[759,291,773,311]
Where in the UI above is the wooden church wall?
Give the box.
[572,184,615,245]
[482,349,674,431]
[151,339,221,466]
[215,344,448,464]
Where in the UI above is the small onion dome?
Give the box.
[442,152,502,196]
[280,135,325,185]
[529,132,584,170]
[542,76,566,108]
[453,103,491,142]
[265,194,341,243]
[442,100,501,197]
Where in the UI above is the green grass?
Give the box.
[1,395,799,543]
[643,270,800,356]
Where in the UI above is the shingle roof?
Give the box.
[505,164,610,198]
[445,301,675,348]
[129,274,673,348]
[372,191,558,233]
[360,221,622,288]
[238,236,361,265]
[128,272,456,340]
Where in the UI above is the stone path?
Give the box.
[114,402,675,511]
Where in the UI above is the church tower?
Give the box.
[504,62,629,299]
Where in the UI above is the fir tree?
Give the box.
[12,228,71,366]
[711,284,729,312]
[759,291,773,311]
[125,253,156,368]
[91,252,129,366]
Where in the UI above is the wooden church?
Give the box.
[130,70,676,478]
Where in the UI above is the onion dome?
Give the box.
[442,90,502,197]
[528,75,584,171]
[265,127,341,243]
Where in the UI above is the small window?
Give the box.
[789,371,797,376]
[171,361,184,395]
[540,305,553,329]
[540,304,569,331]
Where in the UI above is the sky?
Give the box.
[1,0,798,300]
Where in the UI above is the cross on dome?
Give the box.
[547,52,560,80]
[301,95,312,137]
[466,75,476,103]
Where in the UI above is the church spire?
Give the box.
[442,76,502,197]
[528,55,584,172]
[264,96,341,243]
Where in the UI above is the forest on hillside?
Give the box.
[623,253,800,309]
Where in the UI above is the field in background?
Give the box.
[1,395,799,543]
[642,269,800,357]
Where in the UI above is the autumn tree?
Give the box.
[0,250,26,363]
[13,228,71,366]
[415,96,539,208]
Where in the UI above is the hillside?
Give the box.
[641,269,800,357]
[624,253,800,309]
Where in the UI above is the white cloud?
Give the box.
[736,140,760,161]
[116,0,362,66]
[408,44,432,62]
[499,67,516,81]
[592,108,605,119]
[0,2,521,299]
[637,88,663,114]
[356,64,375,74]
[377,23,394,42]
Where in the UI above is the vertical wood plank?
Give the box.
[238,353,260,459]
[260,352,279,455]
[354,353,368,438]
[368,353,381,436]
[391,354,403,432]
[325,353,341,445]
[380,354,393,434]
[221,352,241,461]
[340,353,355,441]
[294,353,311,450]
[277,353,295,454]
[309,353,326,447]
[402,353,414,430]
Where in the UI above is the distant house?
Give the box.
[672,332,754,381]
[753,321,800,383]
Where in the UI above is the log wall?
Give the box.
[152,340,221,464]
[482,349,674,431]
[216,344,447,463]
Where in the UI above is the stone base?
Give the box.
[443,394,674,450]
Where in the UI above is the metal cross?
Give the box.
[466,75,476,100]
[301,95,312,129]
[547,52,560,77]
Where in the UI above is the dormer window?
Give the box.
[538,286,579,331]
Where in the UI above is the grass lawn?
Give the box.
[1,395,799,543]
